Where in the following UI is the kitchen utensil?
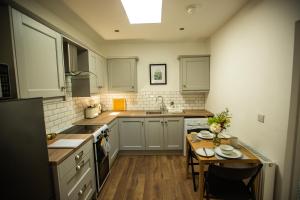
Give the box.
[113,98,126,111]
[215,147,242,159]
[197,132,214,139]
[85,106,99,119]
[196,148,215,157]
[219,144,234,155]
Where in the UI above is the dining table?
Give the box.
[185,134,261,200]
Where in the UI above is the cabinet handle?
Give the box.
[78,184,87,196]
[141,121,144,126]
[183,84,186,88]
[60,86,66,91]
[165,121,168,126]
[131,86,134,89]
[98,85,103,89]
[75,151,83,161]
[76,160,85,171]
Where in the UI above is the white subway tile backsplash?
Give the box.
[100,91,206,111]
[42,77,101,134]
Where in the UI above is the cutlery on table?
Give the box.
[203,147,208,157]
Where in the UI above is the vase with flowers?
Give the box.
[208,108,231,146]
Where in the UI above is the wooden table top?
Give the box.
[47,134,93,165]
[187,135,260,164]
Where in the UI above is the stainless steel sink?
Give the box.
[145,110,163,114]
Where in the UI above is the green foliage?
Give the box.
[208,108,231,129]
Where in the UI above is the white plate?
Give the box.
[218,133,231,139]
[214,147,243,159]
[197,132,215,139]
[196,148,215,157]
[200,130,211,134]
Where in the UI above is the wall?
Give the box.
[206,0,300,199]
[43,77,100,134]
[104,41,209,91]
[100,91,206,111]
[101,42,209,110]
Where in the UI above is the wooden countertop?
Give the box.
[47,134,93,165]
[73,109,214,126]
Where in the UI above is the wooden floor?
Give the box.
[97,155,200,200]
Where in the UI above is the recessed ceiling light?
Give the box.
[121,0,162,24]
[179,27,185,31]
[114,29,120,32]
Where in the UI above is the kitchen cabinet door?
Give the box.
[119,118,145,150]
[180,56,210,92]
[12,9,65,98]
[88,51,98,94]
[163,117,184,150]
[108,119,119,166]
[107,58,137,92]
[96,54,107,92]
[145,118,164,150]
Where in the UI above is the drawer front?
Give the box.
[60,150,95,197]
[69,168,95,200]
[59,139,93,176]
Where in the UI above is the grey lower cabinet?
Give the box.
[119,118,145,150]
[145,117,184,150]
[163,118,184,150]
[179,56,210,93]
[108,119,119,166]
[12,9,65,98]
[51,139,96,200]
[145,118,164,150]
[107,58,137,92]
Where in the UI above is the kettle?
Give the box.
[85,104,101,119]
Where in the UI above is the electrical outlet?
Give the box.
[257,114,265,123]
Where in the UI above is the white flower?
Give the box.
[210,123,222,133]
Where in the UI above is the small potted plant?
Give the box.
[208,108,231,146]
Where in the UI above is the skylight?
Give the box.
[121,0,162,24]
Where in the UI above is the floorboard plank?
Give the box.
[98,155,199,200]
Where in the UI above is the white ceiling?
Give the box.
[62,0,248,42]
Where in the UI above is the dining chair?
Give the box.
[203,164,263,200]
[188,145,199,191]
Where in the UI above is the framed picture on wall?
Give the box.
[149,64,167,85]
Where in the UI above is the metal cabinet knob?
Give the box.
[76,165,81,171]
[61,86,66,91]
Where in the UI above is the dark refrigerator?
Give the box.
[0,98,54,200]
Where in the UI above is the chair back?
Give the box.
[208,164,263,185]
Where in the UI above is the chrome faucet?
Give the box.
[156,96,166,113]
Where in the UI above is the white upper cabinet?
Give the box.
[12,9,65,98]
[180,56,210,93]
[88,51,98,94]
[95,53,107,92]
[88,51,107,94]
[107,58,137,92]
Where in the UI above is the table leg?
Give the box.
[186,137,190,178]
[199,163,204,200]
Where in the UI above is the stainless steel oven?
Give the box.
[94,129,110,192]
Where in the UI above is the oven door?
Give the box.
[94,135,110,192]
